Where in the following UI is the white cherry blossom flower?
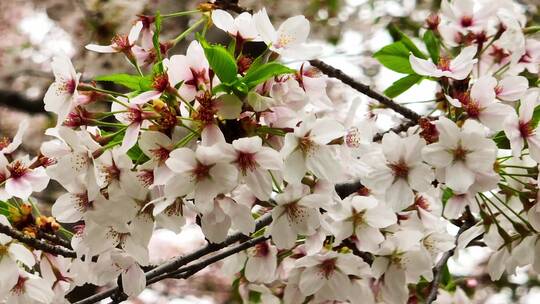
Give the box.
[43,55,80,124]
[363,132,434,211]
[267,184,325,249]
[0,119,28,155]
[212,10,258,40]
[422,117,496,193]
[281,115,345,184]
[503,89,540,161]
[409,46,477,80]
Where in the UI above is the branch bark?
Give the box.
[0,90,46,114]
[309,59,422,122]
[0,223,76,258]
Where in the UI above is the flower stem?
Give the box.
[161,10,200,18]
[172,18,206,46]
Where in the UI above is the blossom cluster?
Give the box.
[0,0,539,303]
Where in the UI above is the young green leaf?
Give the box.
[242,62,295,89]
[383,74,423,98]
[153,11,163,72]
[198,34,238,83]
[492,131,510,149]
[373,42,416,74]
[423,30,440,62]
[94,74,153,91]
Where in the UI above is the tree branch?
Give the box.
[0,90,46,114]
[0,223,76,258]
[309,59,422,122]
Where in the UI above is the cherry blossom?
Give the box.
[409,45,477,80]
[43,55,80,125]
[503,89,540,161]
[212,10,258,40]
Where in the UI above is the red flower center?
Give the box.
[150,146,170,164]
[389,160,409,179]
[7,161,29,179]
[236,152,257,175]
[460,16,474,27]
[253,242,270,257]
[519,121,534,138]
[192,163,211,181]
[152,74,169,92]
[437,57,452,71]
[318,258,337,279]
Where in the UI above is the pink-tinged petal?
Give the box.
[245,169,273,201]
[52,193,84,223]
[0,258,18,296]
[310,119,345,145]
[450,45,477,70]
[120,123,141,154]
[421,143,453,167]
[283,150,306,184]
[85,44,117,53]
[445,161,475,193]
[201,124,226,146]
[527,134,540,163]
[408,164,434,192]
[253,8,277,44]
[5,178,32,199]
[497,76,528,101]
[24,167,49,192]
[471,76,497,106]
[25,276,55,304]
[128,21,144,45]
[233,137,262,153]
[503,115,523,157]
[386,178,414,211]
[44,82,71,113]
[153,164,174,185]
[269,209,297,249]
[8,243,35,267]
[130,90,162,105]
[434,116,460,147]
[277,15,310,47]
[212,10,236,34]
[186,40,208,71]
[254,147,283,170]
[365,204,397,228]
[166,148,197,173]
[306,146,342,181]
[445,94,462,108]
[209,163,239,192]
[122,265,146,297]
[519,90,540,121]
[165,55,192,87]
[409,55,439,77]
[51,54,76,81]
[138,131,172,157]
[298,266,325,296]
[164,173,195,198]
[444,195,468,219]
[478,102,513,131]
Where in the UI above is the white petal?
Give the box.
[122,265,146,297]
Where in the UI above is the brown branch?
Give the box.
[0,90,46,114]
[309,59,422,122]
[0,223,76,258]
[36,231,73,250]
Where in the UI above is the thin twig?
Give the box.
[309,59,422,122]
[0,223,76,258]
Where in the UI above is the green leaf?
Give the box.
[400,33,427,59]
[198,34,238,83]
[94,74,152,91]
[127,144,150,164]
[492,131,510,149]
[442,187,454,207]
[242,62,295,89]
[153,11,163,72]
[373,41,415,74]
[423,30,440,62]
[383,74,423,98]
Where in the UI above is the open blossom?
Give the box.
[164,144,238,214]
[362,132,434,211]
[200,195,255,243]
[229,136,283,201]
[212,10,258,40]
[44,55,80,125]
[503,89,540,161]
[267,184,325,249]
[1,157,49,200]
[446,76,514,131]
[111,98,153,153]
[165,41,210,102]
[85,21,142,55]
[244,241,278,283]
[138,130,179,186]
[0,119,28,155]
[440,0,496,33]
[253,8,318,59]
[409,45,477,80]
[329,195,397,252]
[294,251,371,303]
[422,117,496,193]
[0,215,36,296]
[281,116,345,184]
[4,270,54,304]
